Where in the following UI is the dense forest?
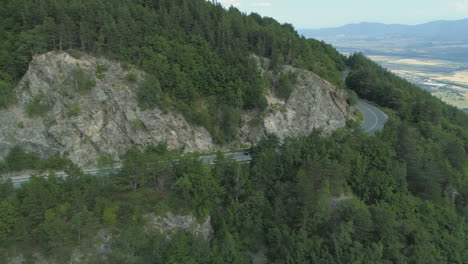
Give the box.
[1,119,467,262]
[1,0,468,263]
[0,0,346,143]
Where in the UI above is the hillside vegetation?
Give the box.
[1,1,468,263]
[0,0,345,143]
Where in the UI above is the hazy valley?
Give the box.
[300,19,468,109]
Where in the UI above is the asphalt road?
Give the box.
[356,99,388,134]
[7,153,252,187]
[343,70,388,134]
[6,100,387,187]
[200,152,252,164]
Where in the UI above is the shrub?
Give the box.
[126,73,137,82]
[346,89,358,106]
[36,155,73,170]
[66,103,80,118]
[275,72,298,99]
[25,93,51,117]
[97,154,115,168]
[248,117,263,128]
[0,79,15,108]
[67,49,82,59]
[4,146,40,171]
[132,119,145,131]
[137,75,162,109]
[220,105,241,143]
[96,63,108,79]
[65,68,96,93]
[3,147,72,172]
[121,62,131,71]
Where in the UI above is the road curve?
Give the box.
[342,70,388,134]
[356,99,388,134]
[6,100,387,187]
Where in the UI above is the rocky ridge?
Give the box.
[0,51,353,166]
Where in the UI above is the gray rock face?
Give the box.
[0,52,353,166]
[144,212,212,239]
[240,64,353,143]
[0,51,214,166]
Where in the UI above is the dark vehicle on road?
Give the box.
[244,148,255,156]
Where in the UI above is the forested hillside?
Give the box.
[347,53,468,202]
[0,0,345,143]
[1,116,467,262]
[1,0,468,263]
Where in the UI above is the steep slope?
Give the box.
[0,0,349,145]
[0,51,352,166]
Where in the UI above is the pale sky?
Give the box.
[217,0,468,28]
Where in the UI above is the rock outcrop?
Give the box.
[240,63,353,143]
[144,212,212,239]
[0,51,353,166]
[0,52,214,166]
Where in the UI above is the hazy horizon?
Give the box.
[218,0,468,29]
[298,17,468,30]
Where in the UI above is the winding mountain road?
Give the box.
[6,99,387,187]
[342,69,388,134]
[356,99,388,134]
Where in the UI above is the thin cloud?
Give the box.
[218,0,241,7]
[454,1,468,11]
[252,2,272,7]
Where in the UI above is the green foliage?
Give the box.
[5,146,40,171]
[1,1,467,262]
[0,0,346,142]
[102,205,119,226]
[67,50,82,59]
[346,53,468,202]
[118,144,178,192]
[346,89,358,105]
[64,68,96,93]
[173,162,223,217]
[109,228,212,264]
[97,154,115,168]
[248,117,263,128]
[0,79,15,108]
[132,119,145,131]
[25,92,51,117]
[0,178,14,200]
[219,105,242,143]
[39,205,73,250]
[95,63,108,79]
[2,125,468,262]
[3,146,71,172]
[66,103,80,118]
[0,200,17,245]
[275,71,298,99]
[126,73,137,82]
[137,75,163,110]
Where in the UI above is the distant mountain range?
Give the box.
[300,19,468,42]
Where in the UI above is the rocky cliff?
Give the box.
[240,59,353,143]
[0,52,353,166]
